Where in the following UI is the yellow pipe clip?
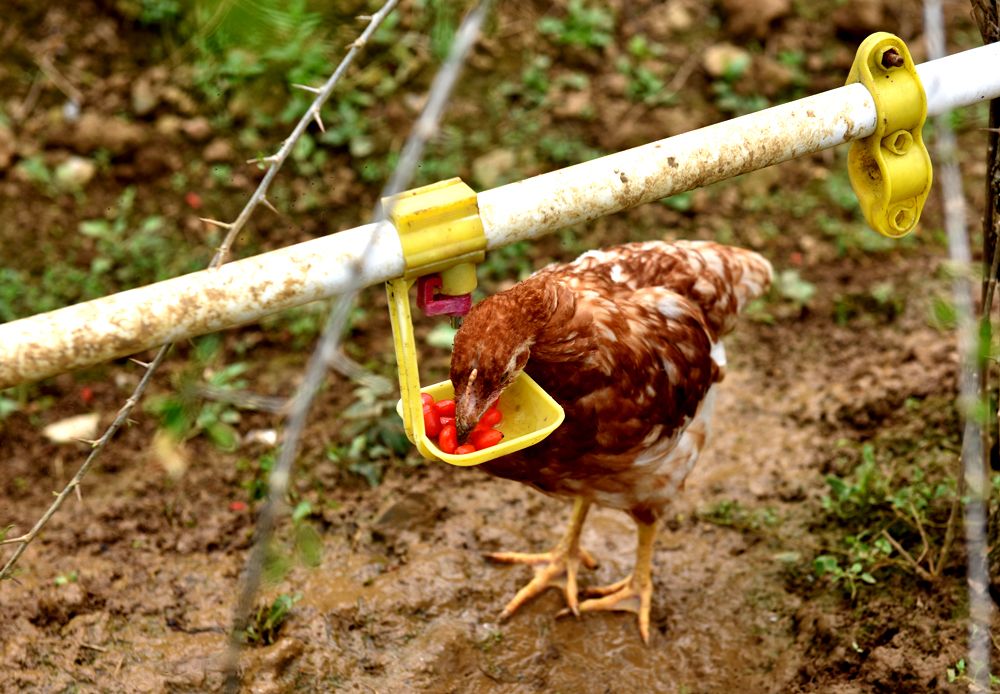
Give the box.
[846,32,932,238]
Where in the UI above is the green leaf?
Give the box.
[294,523,322,567]
[0,397,19,419]
[427,323,458,349]
[205,420,239,451]
[813,554,840,576]
[292,500,313,523]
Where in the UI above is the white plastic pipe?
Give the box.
[2,42,999,389]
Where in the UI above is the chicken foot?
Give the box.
[485,497,596,618]
[560,519,657,644]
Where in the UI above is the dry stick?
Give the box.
[0,1,399,583]
[881,530,936,583]
[221,3,494,690]
[926,1,994,690]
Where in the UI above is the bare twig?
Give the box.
[222,2,494,689]
[881,529,936,582]
[926,1,994,689]
[35,55,83,106]
[0,0,399,583]
[193,385,288,414]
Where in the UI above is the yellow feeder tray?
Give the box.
[382,178,564,467]
[393,374,565,467]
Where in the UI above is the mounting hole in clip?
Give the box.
[882,130,912,156]
[889,204,916,233]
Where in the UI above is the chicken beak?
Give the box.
[455,395,480,442]
[455,367,481,442]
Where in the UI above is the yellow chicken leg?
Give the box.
[485,497,597,617]
[564,518,657,644]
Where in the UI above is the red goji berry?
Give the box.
[421,392,435,407]
[434,399,456,417]
[470,428,503,450]
[454,444,476,455]
[229,500,247,512]
[439,416,455,428]
[423,408,442,437]
[479,406,502,428]
[438,423,458,454]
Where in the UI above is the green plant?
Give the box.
[246,592,301,645]
[816,416,960,592]
[822,444,885,519]
[538,0,614,49]
[537,134,603,166]
[833,282,904,326]
[615,55,676,106]
[710,54,767,115]
[326,383,413,487]
[145,334,249,450]
[701,499,778,531]
[772,269,816,308]
[54,570,79,586]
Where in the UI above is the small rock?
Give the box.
[152,429,188,479]
[642,0,693,38]
[702,43,751,79]
[663,0,694,31]
[181,116,212,142]
[833,0,885,36]
[160,85,197,115]
[43,413,100,444]
[552,89,593,120]
[54,156,97,190]
[155,114,183,137]
[203,138,233,162]
[472,149,517,189]
[720,0,790,38]
[65,112,145,154]
[243,429,278,447]
[131,77,159,116]
[754,56,795,97]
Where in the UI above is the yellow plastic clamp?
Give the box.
[382,177,487,279]
[845,32,932,238]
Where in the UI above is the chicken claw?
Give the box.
[484,498,595,617]
[557,519,657,644]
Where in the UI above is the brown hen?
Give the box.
[450,240,772,642]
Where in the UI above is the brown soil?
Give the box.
[1,0,995,692]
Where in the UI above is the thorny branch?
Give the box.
[0,346,172,577]
[0,1,399,582]
[221,3,495,688]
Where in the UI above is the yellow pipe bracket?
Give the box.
[845,32,932,238]
[382,177,487,279]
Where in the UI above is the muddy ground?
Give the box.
[1,0,997,692]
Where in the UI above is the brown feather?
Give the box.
[450,240,772,520]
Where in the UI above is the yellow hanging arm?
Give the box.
[382,178,486,456]
[846,32,932,238]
